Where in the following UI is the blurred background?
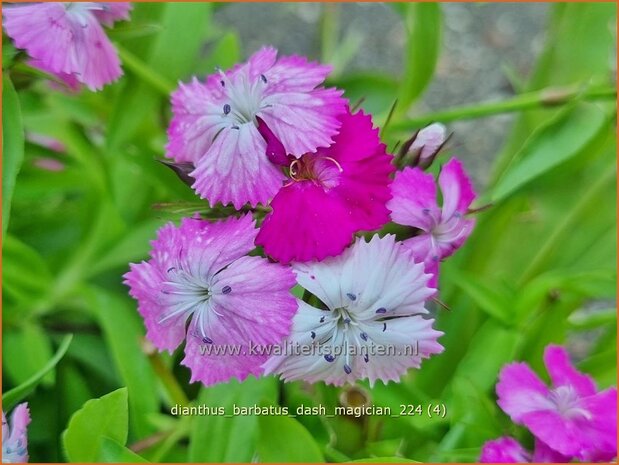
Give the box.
[2,2,617,463]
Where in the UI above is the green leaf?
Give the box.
[2,234,53,307]
[447,267,513,325]
[492,103,609,201]
[63,388,129,462]
[453,321,519,392]
[188,377,278,462]
[3,323,55,387]
[3,334,72,411]
[98,438,150,463]
[397,3,442,111]
[257,414,324,463]
[2,75,25,234]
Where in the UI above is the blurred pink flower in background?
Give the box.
[166,46,347,208]
[2,403,31,463]
[3,2,131,91]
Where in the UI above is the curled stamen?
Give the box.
[319,156,344,173]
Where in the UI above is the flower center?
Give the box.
[288,155,343,189]
[549,385,592,419]
[219,70,268,126]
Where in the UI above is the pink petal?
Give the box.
[318,110,395,231]
[256,181,356,264]
[124,215,258,353]
[28,58,83,92]
[438,157,476,219]
[181,256,297,386]
[496,362,551,423]
[532,439,572,463]
[190,124,286,208]
[480,437,531,463]
[93,2,132,26]
[260,87,346,158]
[388,167,438,231]
[576,387,617,461]
[166,77,226,164]
[543,345,597,397]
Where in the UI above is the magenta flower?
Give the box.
[480,437,570,463]
[3,2,131,91]
[255,110,395,264]
[124,215,298,386]
[166,46,347,208]
[387,158,476,286]
[497,345,617,461]
[2,403,30,463]
[263,235,443,386]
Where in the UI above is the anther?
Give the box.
[260,74,267,84]
[347,293,356,301]
[223,103,231,115]
[222,285,232,295]
[202,336,213,344]
[376,307,387,314]
[344,364,352,374]
[324,354,335,362]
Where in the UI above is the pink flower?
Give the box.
[3,3,131,91]
[2,403,31,463]
[387,158,476,286]
[480,437,571,463]
[497,345,617,461]
[166,46,347,209]
[124,215,298,386]
[263,234,443,386]
[255,110,395,264]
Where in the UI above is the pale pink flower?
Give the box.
[3,2,131,91]
[124,215,298,386]
[166,46,347,208]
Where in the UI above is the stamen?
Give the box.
[324,354,335,362]
[260,74,267,84]
[376,307,387,314]
[222,285,232,295]
[364,353,369,363]
[344,364,352,374]
[223,104,231,115]
[382,322,387,332]
[319,156,344,173]
[346,293,356,301]
[202,336,213,344]
[320,316,325,323]
[311,331,316,339]
[360,332,368,341]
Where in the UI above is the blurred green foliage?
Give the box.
[2,3,616,463]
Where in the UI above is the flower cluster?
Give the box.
[480,345,617,463]
[124,47,478,387]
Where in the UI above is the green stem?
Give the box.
[150,352,190,408]
[116,44,175,95]
[388,84,616,131]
